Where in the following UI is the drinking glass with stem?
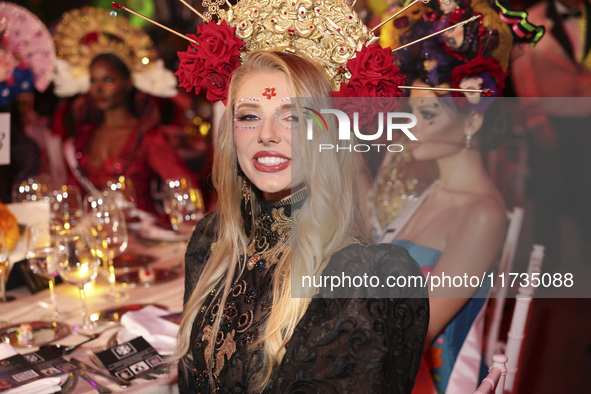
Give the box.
[0,228,10,304]
[25,221,66,319]
[163,178,205,235]
[12,176,51,203]
[85,193,129,302]
[50,185,83,233]
[54,228,100,333]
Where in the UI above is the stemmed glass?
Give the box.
[0,228,10,303]
[25,222,64,319]
[54,229,100,332]
[12,176,51,203]
[163,178,205,235]
[50,186,83,233]
[104,176,137,216]
[85,193,129,302]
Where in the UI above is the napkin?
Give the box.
[7,201,51,263]
[0,343,61,394]
[118,305,179,355]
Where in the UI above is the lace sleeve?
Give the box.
[179,212,218,393]
[273,243,429,394]
[183,211,218,306]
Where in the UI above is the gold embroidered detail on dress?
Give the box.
[202,325,238,382]
[245,207,299,270]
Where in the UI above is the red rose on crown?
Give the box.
[345,43,405,98]
[193,20,244,67]
[176,49,206,93]
[175,20,245,104]
[332,43,405,127]
[451,56,507,95]
[450,56,505,109]
[199,65,233,103]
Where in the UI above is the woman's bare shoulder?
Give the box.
[459,193,507,234]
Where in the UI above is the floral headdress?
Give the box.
[52,7,178,98]
[173,0,401,105]
[378,0,542,108]
[114,0,541,105]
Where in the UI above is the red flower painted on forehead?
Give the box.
[262,87,276,99]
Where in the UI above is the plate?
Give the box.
[112,254,156,268]
[0,321,70,348]
[89,304,169,324]
[116,268,179,288]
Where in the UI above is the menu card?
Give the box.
[95,337,163,381]
[0,354,49,392]
[22,348,76,377]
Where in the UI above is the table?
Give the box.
[0,235,188,394]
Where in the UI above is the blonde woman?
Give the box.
[172,51,429,393]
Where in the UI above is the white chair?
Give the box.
[474,354,508,394]
[486,207,525,364]
[503,244,544,392]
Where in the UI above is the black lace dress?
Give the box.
[179,193,429,393]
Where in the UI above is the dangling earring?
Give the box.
[237,162,245,176]
[465,130,472,149]
[241,180,251,208]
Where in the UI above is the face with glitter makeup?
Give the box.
[408,81,467,161]
[234,72,296,200]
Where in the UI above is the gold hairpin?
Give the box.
[178,0,207,20]
[392,15,481,53]
[372,0,424,32]
[400,85,494,96]
[111,2,197,44]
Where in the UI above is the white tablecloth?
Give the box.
[0,235,188,394]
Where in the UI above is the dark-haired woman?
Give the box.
[378,83,508,392]
[63,54,193,214]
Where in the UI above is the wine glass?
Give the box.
[55,229,100,332]
[163,178,205,235]
[25,222,65,319]
[50,186,83,233]
[104,176,137,216]
[85,193,129,302]
[0,228,10,303]
[12,175,51,203]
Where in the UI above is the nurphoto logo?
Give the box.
[304,108,418,152]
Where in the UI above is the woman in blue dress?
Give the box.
[379,86,508,392]
[374,0,545,389]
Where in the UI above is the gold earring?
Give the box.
[242,180,251,208]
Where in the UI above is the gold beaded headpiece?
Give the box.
[52,7,178,98]
[225,0,377,89]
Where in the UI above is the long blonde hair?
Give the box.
[172,51,371,390]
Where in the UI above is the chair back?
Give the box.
[504,244,545,392]
[474,354,508,394]
[486,207,525,363]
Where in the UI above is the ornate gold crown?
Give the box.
[113,0,506,101]
[224,0,378,89]
[54,7,157,78]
